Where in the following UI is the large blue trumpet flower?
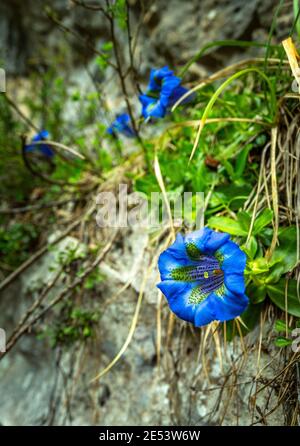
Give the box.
[139,66,191,119]
[107,113,136,138]
[157,228,248,327]
[25,130,54,158]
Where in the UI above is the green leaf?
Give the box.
[274,320,292,333]
[110,0,127,29]
[208,216,247,236]
[95,55,108,70]
[247,282,267,304]
[267,279,300,317]
[248,257,270,274]
[267,226,298,283]
[258,227,273,246]
[237,210,251,232]
[253,208,273,234]
[210,184,252,210]
[134,175,160,197]
[234,144,252,179]
[83,327,92,337]
[242,236,258,259]
[274,336,292,348]
[102,41,113,52]
[222,159,235,178]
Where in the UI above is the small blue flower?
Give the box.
[148,66,175,92]
[139,66,191,119]
[157,227,248,327]
[139,94,166,119]
[107,114,136,138]
[25,130,54,158]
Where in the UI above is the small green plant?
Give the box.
[0,223,39,268]
[39,305,101,348]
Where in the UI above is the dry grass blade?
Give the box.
[90,270,148,382]
[282,37,300,94]
[267,127,279,258]
[154,154,175,241]
[91,233,170,382]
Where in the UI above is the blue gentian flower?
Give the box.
[148,66,174,92]
[139,94,166,119]
[139,66,191,119]
[157,228,249,327]
[25,130,54,157]
[107,113,136,138]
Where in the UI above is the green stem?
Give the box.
[292,0,300,39]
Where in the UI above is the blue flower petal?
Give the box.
[157,280,199,324]
[139,94,156,116]
[139,93,167,118]
[146,101,167,118]
[158,233,196,280]
[159,76,181,108]
[32,129,49,141]
[107,113,136,138]
[194,297,217,326]
[39,145,55,157]
[224,272,246,295]
[169,85,190,105]
[185,227,230,255]
[25,130,54,158]
[158,280,248,326]
[141,66,192,120]
[148,66,174,91]
[217,240,247,274]
[210,288,249,321]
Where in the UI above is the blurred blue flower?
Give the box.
[157,228,248,327]
[107,114,136,138]
[139,66,191,119]
[25,130,54,158]
[139,94,166,119]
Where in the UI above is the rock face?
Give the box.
[139,0,264,70]
[0,0,290,75]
